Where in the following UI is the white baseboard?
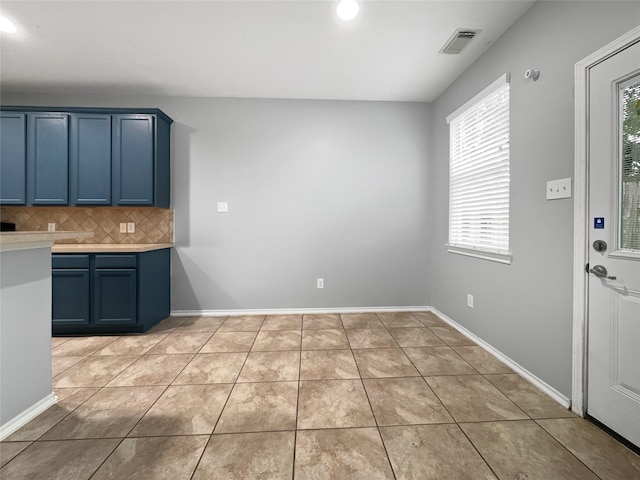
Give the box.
[429,307,571,409]
[0,393,57,441]
[171,306,431,317]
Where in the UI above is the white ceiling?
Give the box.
[0,1,534,102]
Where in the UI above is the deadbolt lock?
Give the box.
[593,240,607,252]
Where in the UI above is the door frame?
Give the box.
[572,25,640,416]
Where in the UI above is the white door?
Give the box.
[587,39,640,447]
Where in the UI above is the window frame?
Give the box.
[445,73,512,265]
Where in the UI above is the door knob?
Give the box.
[589,264,617,280]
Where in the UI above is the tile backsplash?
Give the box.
[0,207,173,244]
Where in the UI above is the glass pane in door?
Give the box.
[620,78,640,251]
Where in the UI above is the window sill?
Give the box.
[608,249,640,261]
[446,244,512,265]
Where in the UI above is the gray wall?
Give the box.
[429,1,640,397]
[2,94,432,311]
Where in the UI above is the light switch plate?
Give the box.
[546,177,572,200]
[127,222,135,233]
[120,223,127,233]
[217,202,229,213]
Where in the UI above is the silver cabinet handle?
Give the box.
[589,264,617,280]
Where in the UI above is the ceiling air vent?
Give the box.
[439,29,480,55]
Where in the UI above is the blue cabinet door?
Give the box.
[0,113,27,204]
[27,113,69,205]
[112,115,154,205]
[52,269,91,325]
[70,114,111,205]
[93,269,137,325]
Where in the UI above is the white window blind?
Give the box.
[446,74,511,263]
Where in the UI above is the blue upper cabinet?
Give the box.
[112,114,170,208]
[27,113,69,205]
[0,112,27,204]
[70,113,112,205]
[0,107,171,207]
[155,115,171,208]
[112,114,154,206]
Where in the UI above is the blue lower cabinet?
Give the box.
[51,249,170,335]
[52,269,90,326]
[94,269,137,326]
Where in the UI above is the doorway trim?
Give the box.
[572,25,640,416]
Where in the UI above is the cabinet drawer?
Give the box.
[95,254,137,269]
[52,254,90,269]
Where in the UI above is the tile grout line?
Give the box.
[534,419,608,480]
[86,437,127,480]
[292,316,305,480]
[479,372,575,419]
[84,328,192,480]
[401,312,502,480]
[36,344,164,447]
[188,315,262,479]
[87,321,217,478]
[349,313,397,480]
[209,316,263,434]
[30,387,104,444]
[456,423,503,479]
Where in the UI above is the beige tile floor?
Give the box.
[2,311,639,479]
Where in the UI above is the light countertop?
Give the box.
[52,243,174,253]
[0,231,94,252]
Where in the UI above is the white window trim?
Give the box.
[446,73,512,264]
[445,244,513,264]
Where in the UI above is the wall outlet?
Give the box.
[120,223,127,233]
[127,222,135,233]
[467,294,474,308]
[217,202,229,213]
[317,278,324,289]
[47,223,55,232]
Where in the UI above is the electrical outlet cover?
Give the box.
[546,177,572,200]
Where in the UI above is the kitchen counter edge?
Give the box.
[1,231,94,252]
[52,243,174,253]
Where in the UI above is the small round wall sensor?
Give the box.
[524,69,540,81]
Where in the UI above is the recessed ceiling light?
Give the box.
[337,0,359,21]
[0,15,17,34]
